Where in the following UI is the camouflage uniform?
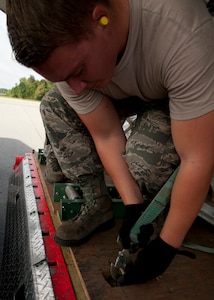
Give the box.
[40,85,180,200]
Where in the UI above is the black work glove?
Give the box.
[117,236,196,286]
[137,223,154,248]
[119,204,145,249]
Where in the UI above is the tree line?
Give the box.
[5,75,54,100]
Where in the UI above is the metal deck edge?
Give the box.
[23,153,77,299]
[32,153,90,300]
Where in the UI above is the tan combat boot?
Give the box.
[54,174,114,246]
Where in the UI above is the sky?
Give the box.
[0,11,44,89]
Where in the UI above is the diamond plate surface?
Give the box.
[23,158,55,299]
[0,157,55,299]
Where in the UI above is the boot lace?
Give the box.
[78,199,96,216]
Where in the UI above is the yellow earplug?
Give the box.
[99,16,109,26]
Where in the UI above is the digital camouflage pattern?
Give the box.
[40,86,104,180]
[124,102,180,199]
[40,85,180,200]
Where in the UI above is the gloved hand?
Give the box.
[137,223,154,248]
[117,236,196,286]
[119,203,145,249]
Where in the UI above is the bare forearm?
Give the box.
[163,112,214,248]
[161,159,213,248]
[95,134,143,205]
[78,96,143,205]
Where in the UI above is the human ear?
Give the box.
[92,5,109,27]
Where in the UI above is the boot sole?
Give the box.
[54,217,115,247]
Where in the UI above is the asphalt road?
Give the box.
[0,96,45,267]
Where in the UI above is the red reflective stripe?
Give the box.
[13,156,25,170]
